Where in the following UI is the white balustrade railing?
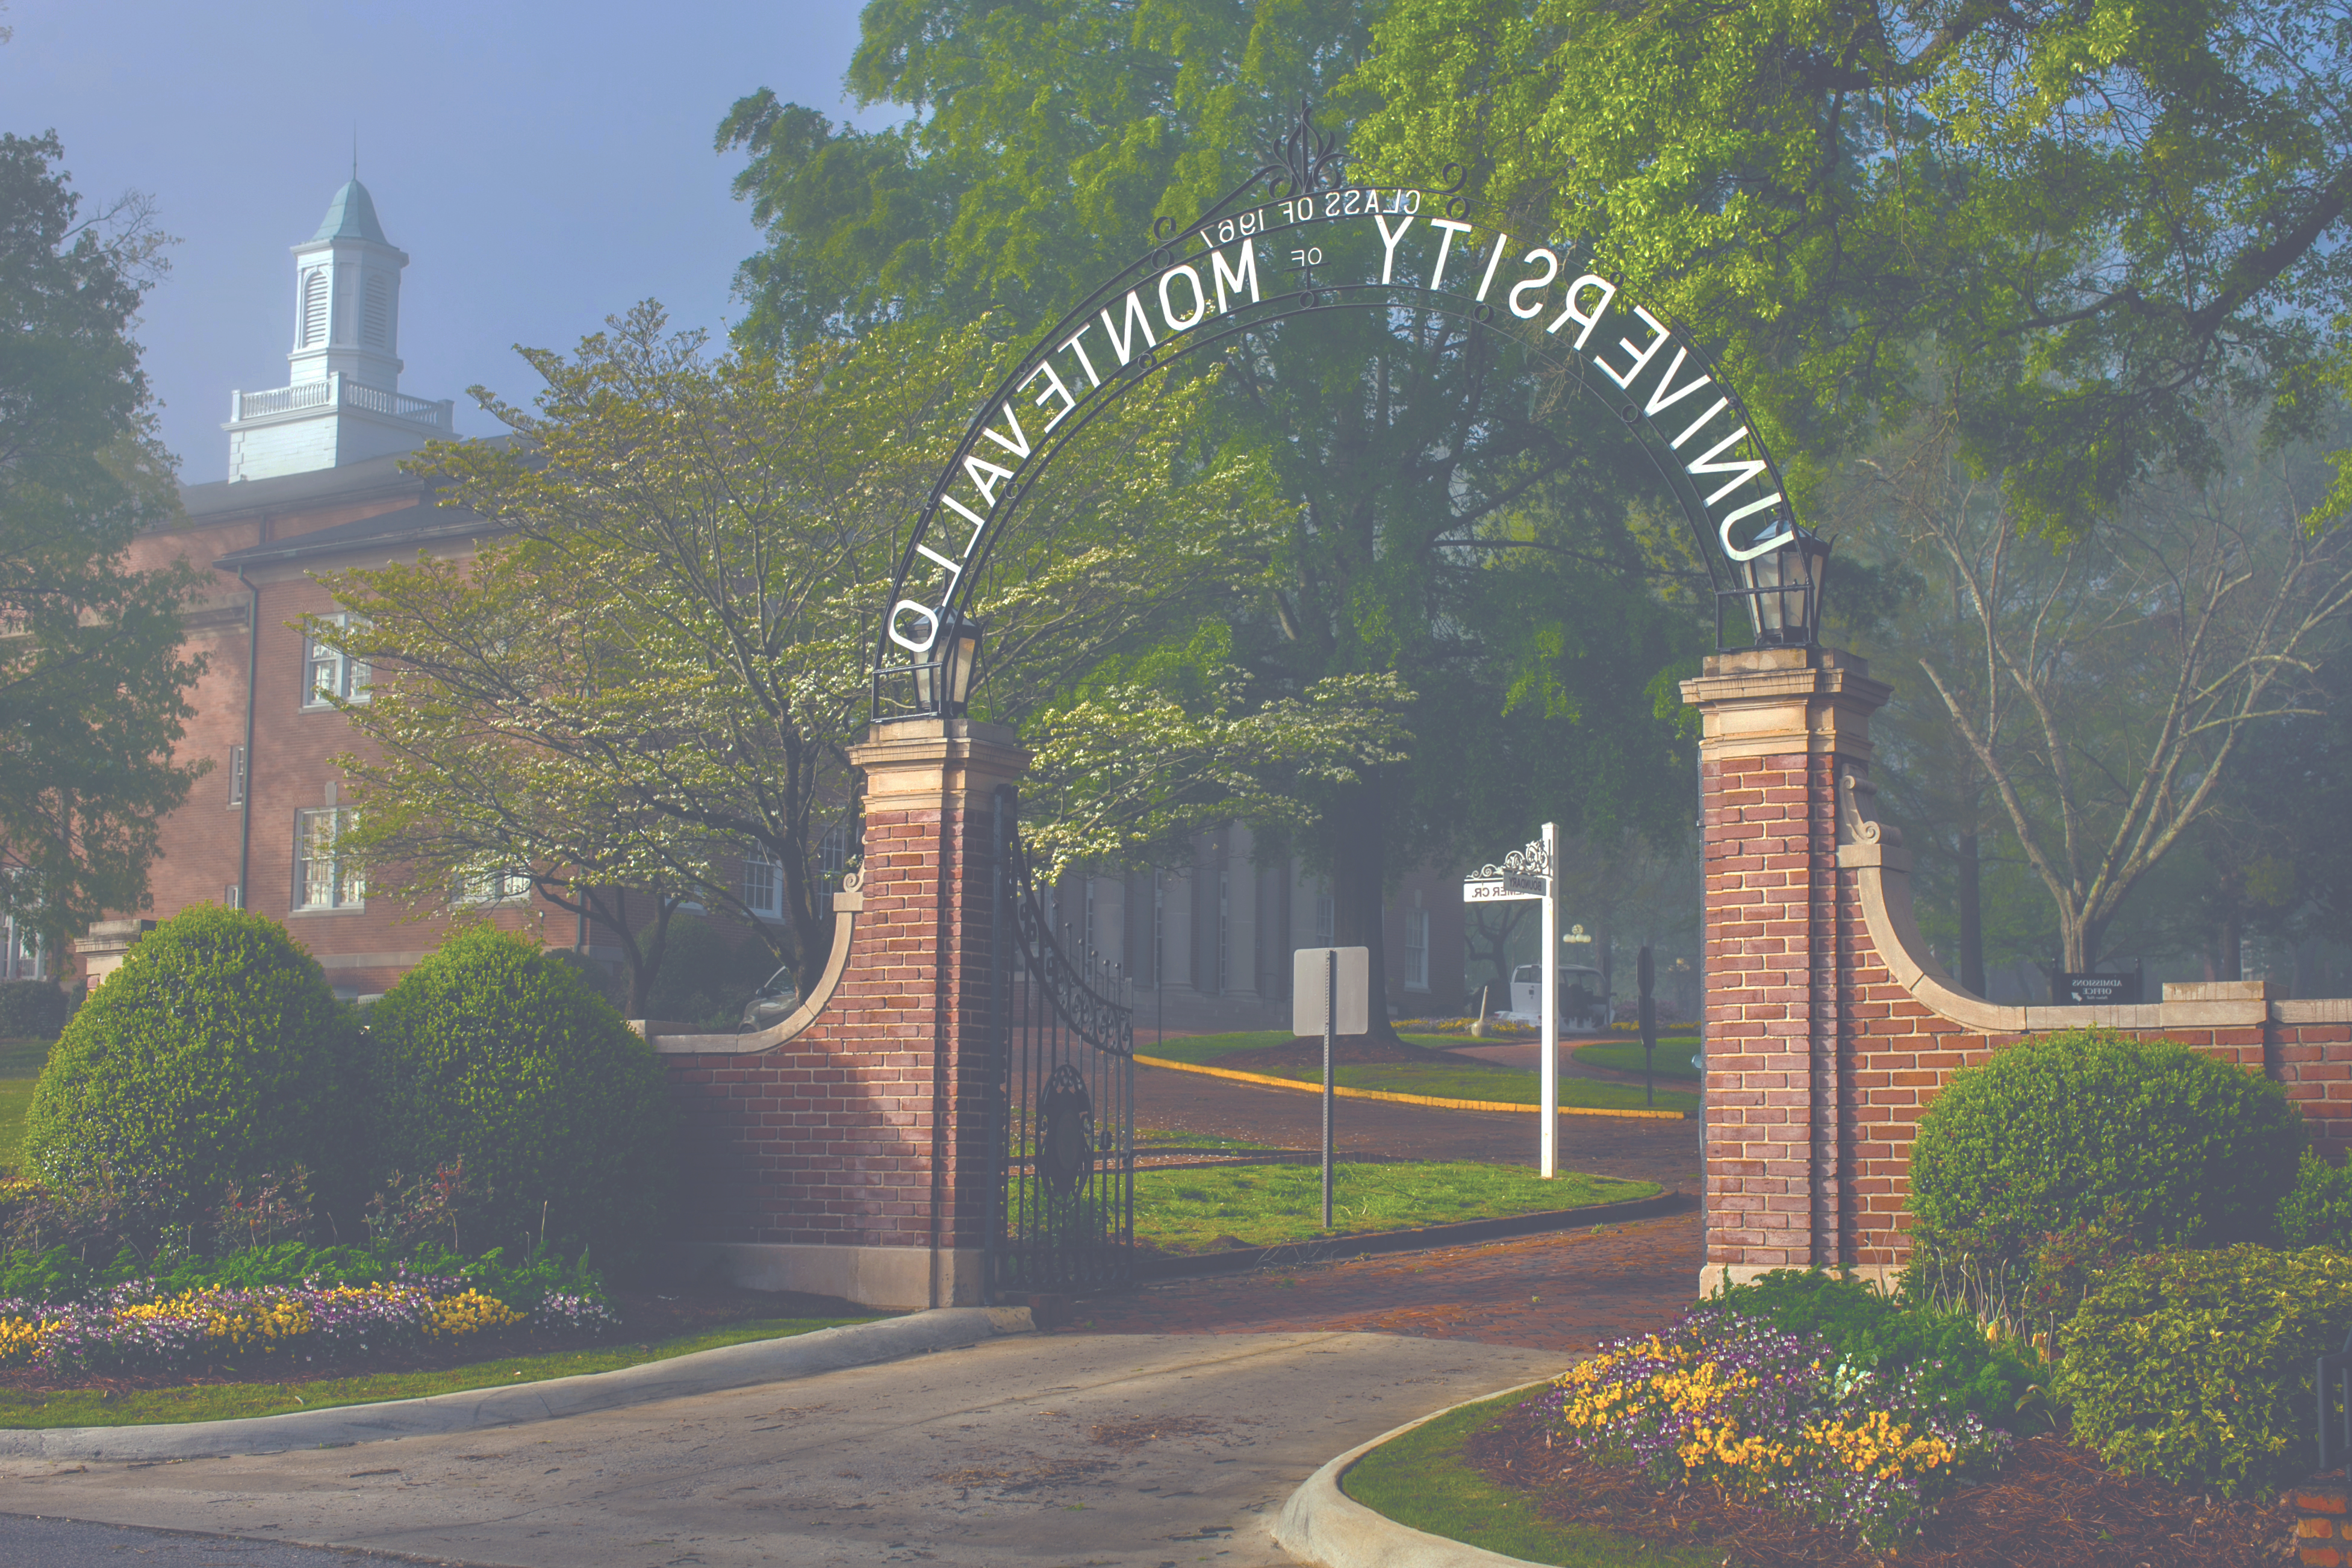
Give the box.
[229,373,454,432]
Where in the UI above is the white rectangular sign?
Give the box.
[1463,874,1545,901]
[1292,947,1371,1038]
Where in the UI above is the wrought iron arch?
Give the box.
[870,107,1805,717]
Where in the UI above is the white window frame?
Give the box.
[458,866,532,906]
[741,852,784,921]
[819,824,852,877]
[293,807,364,910]
[1404,907,1432,992]
[302,614,371,709]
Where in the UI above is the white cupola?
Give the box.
[288,179,405,390]
[223,177,453,482]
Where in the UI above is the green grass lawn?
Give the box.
[0,1313,876,1429]
[1134,1127,1277,1152]
[1138,1031,1697,1113]
[1133,1161,1657,1253]
[0,1037,51,1175]
[1344,1387,1717,1567]
[1571,1038,1702,1081]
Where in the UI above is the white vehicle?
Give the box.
[1508,963,1612,1031]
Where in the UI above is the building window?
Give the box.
[303,615,370,708]
[1405,907,1431,992]
[459,867,531,905]
[363,274,390,347]
[1313,891,1334,949]
[741,853,783,920]
[227,745,247,806]
[301,269,327,347]
[293,808,363,909]
[225,884,241,910]
[818,824,851,877]
[2,915,42,982]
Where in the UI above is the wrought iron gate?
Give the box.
[986,788,1135,1299]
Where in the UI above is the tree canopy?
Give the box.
[0,131,203,946]
[1352,0,2352,538]
[717,1,1709,1016]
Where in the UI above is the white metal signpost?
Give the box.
[1293,945,1370,1228]
[1463,823,1560,1178]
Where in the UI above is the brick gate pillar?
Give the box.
[1680,647,1891,1292]
[653,717,1025,1310]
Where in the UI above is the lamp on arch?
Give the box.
[1734,511,1832,648]
[913,612,985,717]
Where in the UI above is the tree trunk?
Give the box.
[1325,775,1397,1041]
[1956,829,1986,997]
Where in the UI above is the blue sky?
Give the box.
[4,2,879,482]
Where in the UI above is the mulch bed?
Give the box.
[1464,1395,2298,1566]
[0,1278,869,1398]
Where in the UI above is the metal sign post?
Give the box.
[1292,947,1369,1231]
[1463,823,1559,1178]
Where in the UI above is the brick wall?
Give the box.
[1684,646,2352,1287]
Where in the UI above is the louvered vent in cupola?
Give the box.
[364,274,390,348]
[301,270,328,346]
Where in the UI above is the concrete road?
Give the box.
[0,1331,1558,1568]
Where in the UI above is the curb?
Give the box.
[1273,1379,1555,1568]
[1134,1054,1690,1120]
[1133,1190,1688,1281]
[0,1305,1036,1462]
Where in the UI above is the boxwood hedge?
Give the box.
[23,906,355,1215]
[1908,1028,2298,1265]
[366,926,674,1272]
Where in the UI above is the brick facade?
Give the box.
[1683,646,2352,1292]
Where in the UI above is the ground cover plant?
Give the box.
[1138,1030,1696,1112]
[1544,1313,2011,1545]
[1132,1162,1655,1253]
[0,1311,869,1429]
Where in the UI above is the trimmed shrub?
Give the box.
[2279,1149,2352,1248]
[367,926,674,1272]
[0,979,67,1040]
[1908,1028,2298,1266]
[23,907,354,1216]
[2056,1245,2352,1493]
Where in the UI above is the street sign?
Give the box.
[1463,874,1545,901]
[1292,947,1370,1038]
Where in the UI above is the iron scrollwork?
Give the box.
[1473,836,1554,882]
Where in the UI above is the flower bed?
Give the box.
[0,1275,617,1377]
[1538,1305,2012,1545]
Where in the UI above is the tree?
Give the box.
[1355,0,2352,539]
[0,131,204,949]
[317,308,1303,1004]
[1832,397,2352,972]
[720,1,1708,1025]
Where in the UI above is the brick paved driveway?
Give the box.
[1077,1212,1699,1360]
[1080,1063,1706,1359]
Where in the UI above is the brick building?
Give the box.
[75,178,546,997]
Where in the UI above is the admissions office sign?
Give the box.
[872,115,1796,711]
